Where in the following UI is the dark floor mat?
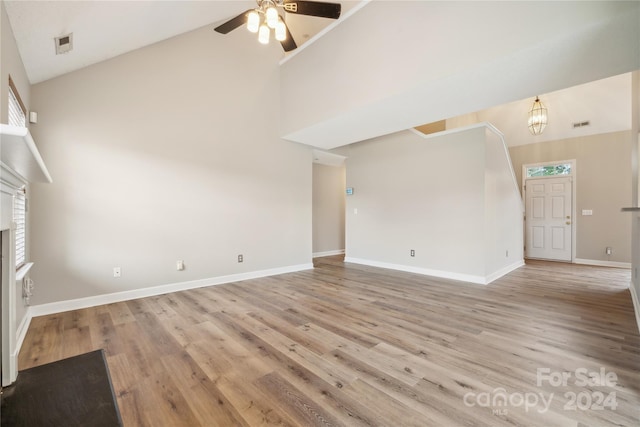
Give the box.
[1,349,122,426]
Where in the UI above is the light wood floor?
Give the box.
[19,257,640,426]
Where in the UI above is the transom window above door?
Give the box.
[525,163,572,178]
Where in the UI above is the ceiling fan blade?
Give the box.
[214,10,253,34]
[283,1,341,19]
[280,24,298,52]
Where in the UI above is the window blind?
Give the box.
[8,85,26,127]
[14,190,26,268]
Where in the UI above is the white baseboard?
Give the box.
[344,257,490,285]
[26,263,313,319]
[630,282,640,334]
[344,257,524,285]
[15,311,32,358]
[485,260,526,284]
[14,263,312,361]
[574,258,631,269]
[313,249,345,258]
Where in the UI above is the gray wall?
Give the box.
[28,24,313,305]
[312,163,345,255]
[509,131,632,263]
[341,126,523,283]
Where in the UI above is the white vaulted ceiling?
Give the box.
[279,1,639,149]
[4,1,252,83]
[3,1,637,149]
[4,0,362,84]
[475,73,632,147]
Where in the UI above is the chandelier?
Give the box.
[527,96,548,135]
[246,1,287,44]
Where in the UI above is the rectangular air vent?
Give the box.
[55,33,73,55]
[572,120,590,128]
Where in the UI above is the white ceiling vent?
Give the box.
[572,120,590,128]
[54,33,73,55]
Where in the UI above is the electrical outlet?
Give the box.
[113,267,121,278]
[177,260,185,271]
[238,254,243,263]
[410,249,415,257]
[606,247,612,255]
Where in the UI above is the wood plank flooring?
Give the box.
[18,257,640,426]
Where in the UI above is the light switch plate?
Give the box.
[582,209,593,216]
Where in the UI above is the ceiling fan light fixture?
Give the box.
[266,6,279,28]
[258,23,270,44]
[214,0,342,52]
[247,11,260,33]
[275,19,286,41]
[528,96,548,135]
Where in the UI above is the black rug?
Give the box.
[1,349,122,426]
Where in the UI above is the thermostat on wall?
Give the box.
[346,187,354,195]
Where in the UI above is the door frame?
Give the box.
[522,159,577,263]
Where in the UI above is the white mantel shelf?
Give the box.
[0,124,52,183]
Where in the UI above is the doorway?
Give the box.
[312,150,346,259]
[523,160,576,262]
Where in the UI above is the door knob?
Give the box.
[566,221,571,225]
[566,215,571,219]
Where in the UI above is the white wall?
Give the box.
[28,24,313,305]
[312,163,345,256]
[280,1,640,149]
[341,125,523,284]
[484,129,525,277]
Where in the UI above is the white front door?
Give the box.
[525,177,572,261]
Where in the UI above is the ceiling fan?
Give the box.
[214,0,341,52]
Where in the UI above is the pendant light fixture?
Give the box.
[528,96,548,135]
